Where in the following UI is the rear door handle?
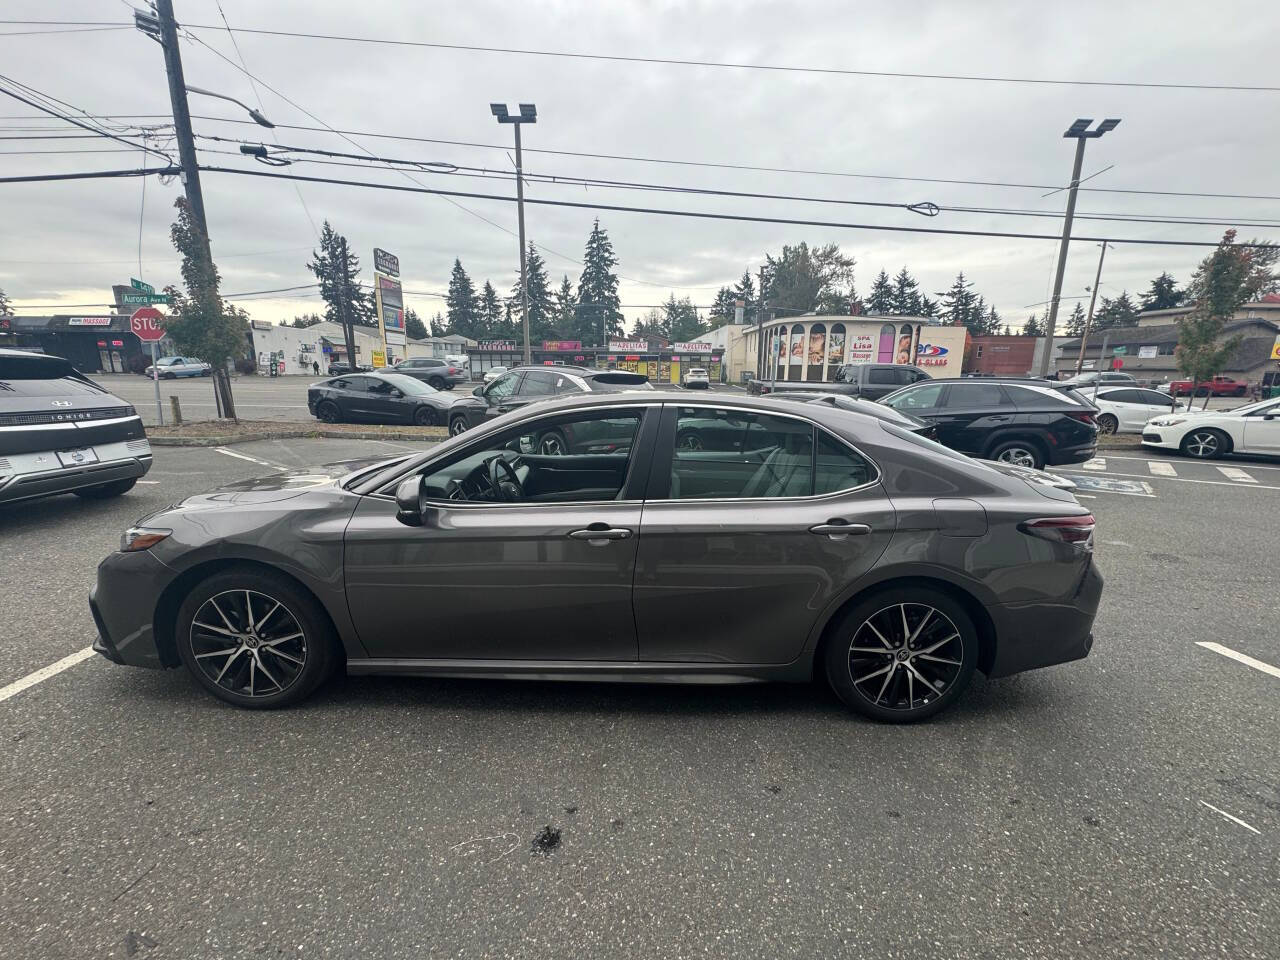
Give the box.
[809,521,871,539]
[568,526,633,542]
[989,415,1012,422]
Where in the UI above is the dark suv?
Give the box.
[878,377,1098,468]
[391,357,468,390]
[447,365,652,440]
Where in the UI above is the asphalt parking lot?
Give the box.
[2,438,1278,959]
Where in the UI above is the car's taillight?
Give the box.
[1019,515,1095,546]
[1068,413,1096,426]
[448,366,460,374]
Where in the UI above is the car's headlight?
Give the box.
[1149,416,1186,427]
[121,527,171,552]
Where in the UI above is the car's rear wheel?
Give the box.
[676,430,704,451]
[73,477,137,499]
[1097,413,1118,435]
[162,372,176,380]
[1194,387,1209,397]
[201,368,212,376]
[824,587,978,723]
[412,406,435,427]
[1233,386,1246,397]
[316,400,341,423]
[1181,427,1228,459]
[175,568,338,709]
[449,415,468,437]
[428,376,446,390]
[989,440,1044,470]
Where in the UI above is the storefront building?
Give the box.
[4,315,159,373]
[465,340,725,385]
[745,316,968,382]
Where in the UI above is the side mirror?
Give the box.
[472,385,485,397]
[1264,413,1277,421]
[395,475,426,526]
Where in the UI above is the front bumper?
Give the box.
[987,559,1103,678]
[0,439,151,504]
[1141,431,1180,450]
[89,548,174,669]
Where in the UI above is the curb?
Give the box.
[150,428,448,447]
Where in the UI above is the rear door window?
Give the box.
[884,382,945,411]
[942,383,1008,408]
[670,408,814,499]
[867,368,897,384]
[520,370,558,396]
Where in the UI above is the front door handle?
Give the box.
[568,526,633,542]
[988,415,1012,422]
[809,520,871,539]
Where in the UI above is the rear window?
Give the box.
[0,352,96,383]
[943,383,1008,407]
[867,368,896,384]
[1003,384,1085,408]
[588,374,654,391]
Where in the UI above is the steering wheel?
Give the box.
[486,454,524,502]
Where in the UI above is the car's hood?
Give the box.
[166,455,406,509]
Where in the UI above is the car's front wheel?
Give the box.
[316,400,341,423]
[1181,427,1228,459]
[428,376,446,390]
[824,587,978,722]
[989,440,1044,470]
[412,406,435,427]
[73,478,137,499]
[175,568,339,709]
[449,415,469,437]
[1097,413,1118,436]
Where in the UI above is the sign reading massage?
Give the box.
[68,317,114,326]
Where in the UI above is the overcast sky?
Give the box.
[3,0,1278,330]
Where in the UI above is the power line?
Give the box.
[0,26,132,36]
[180,113,1280,204]
[198,164,1280,249]
[0,167,179,185]
[10,283,325,310]
[174,23,1280,94]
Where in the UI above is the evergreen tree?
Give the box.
[1140,272,1184,311]
[167,197,246,418]
[291,313,323,328]
[553,275,578,339]
[576,220,623,342]
[1063,302,1087,337]
[429,313,446,338]
[937,273,978,330]
[764,242,856,316]
[477,281,503,337]
[0,286,13,317]
[445,259,478,338]
[733,270,756,306]
[1177,230,1274,405]
[709,286,738,324]
[1022,312,1045,337]
[630,308,664,339]
[918,295,937,318]
[404,308,426,340]
[1092,291,1139,331]
[661,294,704,342]
[867,270,895,314]
[981,302,1002,336]
[890,267,922,315]
[307,221,376,329]
[511,243,553,341]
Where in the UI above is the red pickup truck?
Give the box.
[1168,374,1248,397]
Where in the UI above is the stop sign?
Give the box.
[130,306,166,342]
[1112,357,1124,370]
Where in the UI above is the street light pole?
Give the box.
[492,103,537,366]
[1074,241,1109,377]
[1038,118,1120,376]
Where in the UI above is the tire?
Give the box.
[1194,387,1209,397]
[537,429,568,456]
[1180,427,1228,459]
[823,586,978,723]
[201,368,212,377]
[428,376,446,391]
[72,477,137,499]
[175,567,338,709]
[1096,413,1119,436]
[412,406,435,427]
[675,430,704,451]
[162,372,176,380]
[988,439,1045,470]
[316,400,341,424]
[1233,386,1246,397]
[449,415,469,437]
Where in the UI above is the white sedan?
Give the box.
[483,365,509,384]
[1141,396,1280,459]
[1091,386,1186,435]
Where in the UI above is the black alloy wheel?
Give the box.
[176,569,337,708]
[429,376,446,390]
[676,430,704,451]
[449,416,468,437]
[538,430,568,456]
[413,406,435,427]
[825,587,977,722]
[316,400,341,424]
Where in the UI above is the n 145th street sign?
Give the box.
[130,307,166,342]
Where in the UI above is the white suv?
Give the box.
[682,367,710,389]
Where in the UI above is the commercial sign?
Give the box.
[542,340,582,351]
[609,340,648,352]
[478,340,517,350]
[1270,334,1280,361]
[68,317,113,326]
[846,333,876,363]
[373,248,400,278]
[371,349,386,368]
[915,342,950,367]
[120,292,171,306]
[1139,345,1159,359]
[672,341,712,353]
[375,272,405,346]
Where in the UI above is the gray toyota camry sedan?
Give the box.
[91,392,1102,722]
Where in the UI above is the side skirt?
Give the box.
[344,658,812,685]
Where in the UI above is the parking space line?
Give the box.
[0,646,95,704]
[1196,641,1280,680]
[1107,454,1280,473]
[1083,458,1107,470]
[1086,470,1280,492]
[213,447,284,469]
[1217,466,1257,483]
[1148,462,1177,477]
[1198,800,1262,835]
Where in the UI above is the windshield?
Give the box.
[375,373,437,395]
[589,375,655,392]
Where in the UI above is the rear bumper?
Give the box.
[1047,441,1098,466]
[987,559,1103,678]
